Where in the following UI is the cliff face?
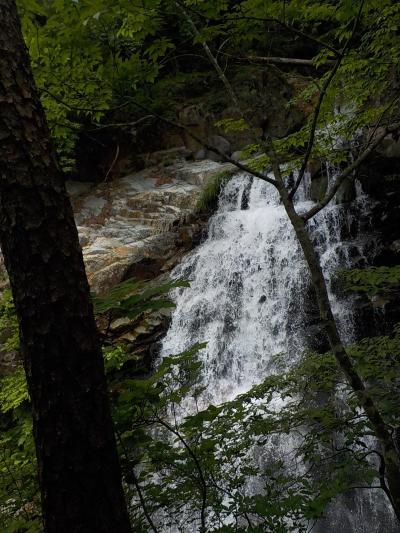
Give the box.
[357,149,400,332]
[74,67,308,183]
[70,165,199,295]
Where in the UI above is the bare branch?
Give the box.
[175,1,244,118]
[88,115,154,132]
[155,416,208,532]
[103,144,119,183]
[116,430,159,533]
[232,12,341,57]
[241,55,335,67]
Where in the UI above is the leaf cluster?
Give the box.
[339,266,400,296]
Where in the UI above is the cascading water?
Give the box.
[161,171,366,405]
[159,170,397,532]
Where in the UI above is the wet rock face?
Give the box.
[359,154,400,261]
[355,154,400,331]
[68,160,229,295]
[195,135,232,162]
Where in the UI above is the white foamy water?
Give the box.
[161,172,364,405]
[158,171,396,532]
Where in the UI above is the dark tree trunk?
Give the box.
[0,2,132,532]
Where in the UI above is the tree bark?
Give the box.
[0,2,132,532]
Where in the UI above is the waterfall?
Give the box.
[161,171,366,405]
[159,171,397,532]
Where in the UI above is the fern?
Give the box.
[0,368,29,413]
[339,266,400,296]
[92,278,190,317]
[0,289,19,352]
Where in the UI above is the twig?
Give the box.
[362,94,400,151]
[241,55,335,67]
[232,13,341,57]
[155,416,208,532]
[175,1,244,121]
[104,144,119,182]
[88,115,154,132]
[115,431,159,533]
[130,469,159,533]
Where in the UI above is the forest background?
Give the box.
[1,1,400,532]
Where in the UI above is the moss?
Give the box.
[0,290,19,353]
[195,169,236,213]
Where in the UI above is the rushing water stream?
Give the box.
[159,171,397,532]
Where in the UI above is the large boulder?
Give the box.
[194,135,231,162]
[69,160,233,294]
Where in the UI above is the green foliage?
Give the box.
[0,369,38,532]
[0,412,40,533]
[16,0,400,175]
[8,1,400,528]
[240,144,261,159]
[17,0,180,171]
[19,0,114,170]
[349,324,400,425]
[215,118,249,134]
[93,277,189,317]
[109,320,400,530]
[103,344,131,373]
[0,290,19,353]
[0,291,38,531]
[1,258,400,529]
[0,369,29,413]
[340,266,400,296]
[0,276,190,530]
[245,153,271,174]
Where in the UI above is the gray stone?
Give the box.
[390,240,400,254]
[205,135,231,162]
[310,174,328,202]
[336,179,356,203]
[70,161,231,294]
[0,159,232,296]
[141,146,193,167]
[194,148,207,160]
[175,160,235,186]
[378,135,400,158]
[231,150,243,161]
[66,180,93,198]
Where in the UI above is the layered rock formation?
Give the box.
[68,159,233,295]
